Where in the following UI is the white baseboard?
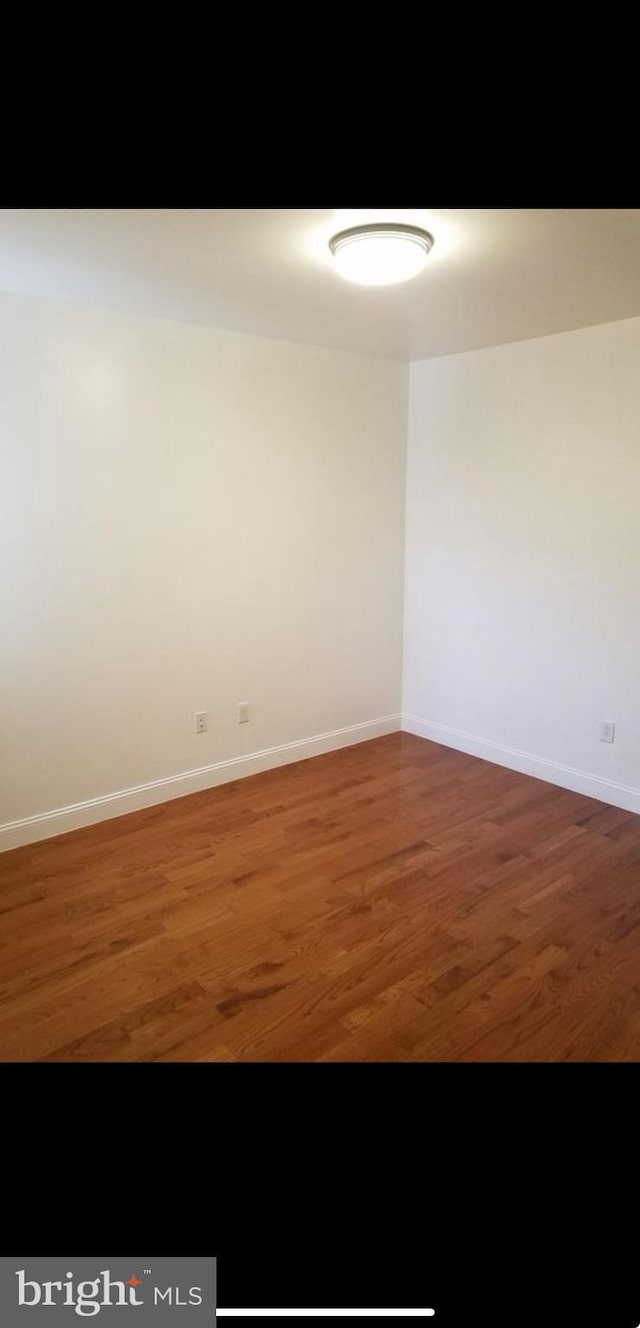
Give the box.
[0,714,401,853]
[402,714,640,816]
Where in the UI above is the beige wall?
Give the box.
[0,293,408,846]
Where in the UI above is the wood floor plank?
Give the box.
[1,732,640,1060]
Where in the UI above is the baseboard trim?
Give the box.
[402,714,640,816]
[1,714,401,852]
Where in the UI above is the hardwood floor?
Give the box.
[1,732,639,1061]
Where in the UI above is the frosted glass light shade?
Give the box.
[329,223,434,286]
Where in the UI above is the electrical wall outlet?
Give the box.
[237,702,249,724]
[195,712,207,734]
[599,721,615,744]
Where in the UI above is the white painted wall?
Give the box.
[0,293,407,847]
[6,291,640,851]
[403,316,640,814]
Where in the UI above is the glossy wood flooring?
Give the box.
[2,732,640,1061]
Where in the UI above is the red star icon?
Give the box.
[127,1276,143,1287]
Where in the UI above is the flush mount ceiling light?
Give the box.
[328,222,435,286]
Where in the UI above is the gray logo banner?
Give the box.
[1,1258,216,1325]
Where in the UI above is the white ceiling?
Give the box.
[1,208,640,362]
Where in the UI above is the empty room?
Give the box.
[1,207,639,1062]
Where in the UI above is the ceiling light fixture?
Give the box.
[329,222,435,287]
